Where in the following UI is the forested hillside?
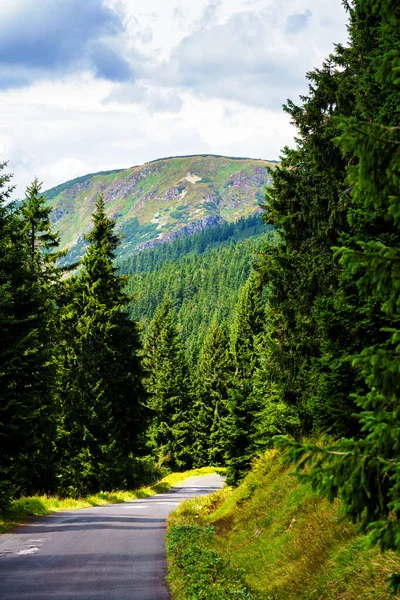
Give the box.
[120,215,274,354]
[0,0,399,595]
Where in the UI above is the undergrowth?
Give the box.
[0,466,224,534]
[167,451,400,600]
[167,523,258,600]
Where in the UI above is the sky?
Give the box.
[0,0,349,194]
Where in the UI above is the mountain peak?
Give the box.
[46,154,275,261]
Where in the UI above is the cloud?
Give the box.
[106,82,183,112]
[0,0,349,195]
[195,0,222,30]
[89,43,133,82]
[0,0,134,88]
[285,10,312,34]
[38,158,91,188]
[157,11,306,109]
[153,2,347,110]
[0,77,294,195]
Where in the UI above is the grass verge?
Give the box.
[167,488,260,600]
[0,466,224,535]
[167,521,258,600]
[167,451,400,600]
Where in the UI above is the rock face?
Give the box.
[45,154,276,261]
[136,215,225,250]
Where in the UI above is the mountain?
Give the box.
[45,154,276,262]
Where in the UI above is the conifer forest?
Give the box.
[0,0,400,591]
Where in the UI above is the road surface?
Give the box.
[0,474,224,600]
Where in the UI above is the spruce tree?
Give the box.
[58,196,147,495]
[142,297,193,470]
[258,0,400,440]
[225,275,264,483]
[193,321,233,466]
[20,178,63,272]
[276,0,400,588]
[0,171,61,503]
[16,178,64,494]
[230,274,264,380]
[259,53,351,433]
[0,163,21,507]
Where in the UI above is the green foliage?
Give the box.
[124,233,272,357]
[225,275,265,484]
[119,215,269,275]
[194,322,233,466]
[0,162,21,509]
[0,172,61,507]
[143,297,193,470]
[20,178,66,271]
[168,450,400,600]
[259,56,350,432]
[276,76,400,600]
[57,195,148,495]
[167,524,257,600]
[267,0,400,590]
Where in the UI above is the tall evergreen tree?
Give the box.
[193,321,233,466]
[58,196,147,495]
[258,0,400,439]
[230,274,264,380]
[16,179,64,493]
[0,171,62,503]
[20,178,63,272]
[0,163,21,508]
[225,275,264,483]
[142,297,193,470]
[259,53,352,434]
[275,0,400,588]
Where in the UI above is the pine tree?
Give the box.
[225,275,264,483]
[276,0,400,589]
[0,163,21,508]
[16,178,64,493]
[0,170,61,504]
[193,321,233,466]
[259,54,351,434]
[142,296,193,470]
[58,196,147,495]
[20,178,63,272]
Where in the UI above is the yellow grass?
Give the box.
[0,466,225,534]
[167,451,400,600]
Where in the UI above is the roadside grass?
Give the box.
[0,466,224,535]
[167,450,400,600]
[167,487,261,600]
[167,521,259,600]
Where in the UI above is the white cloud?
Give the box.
[38,159,92,189]
[0,0,349,195]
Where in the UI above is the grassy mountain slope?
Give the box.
[45,155,274,261]
[167,450,400,600]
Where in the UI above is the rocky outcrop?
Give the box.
[136,215,225,250]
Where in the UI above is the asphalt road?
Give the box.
[0,474,224,600]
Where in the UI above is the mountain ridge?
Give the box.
[45,154,276,261]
